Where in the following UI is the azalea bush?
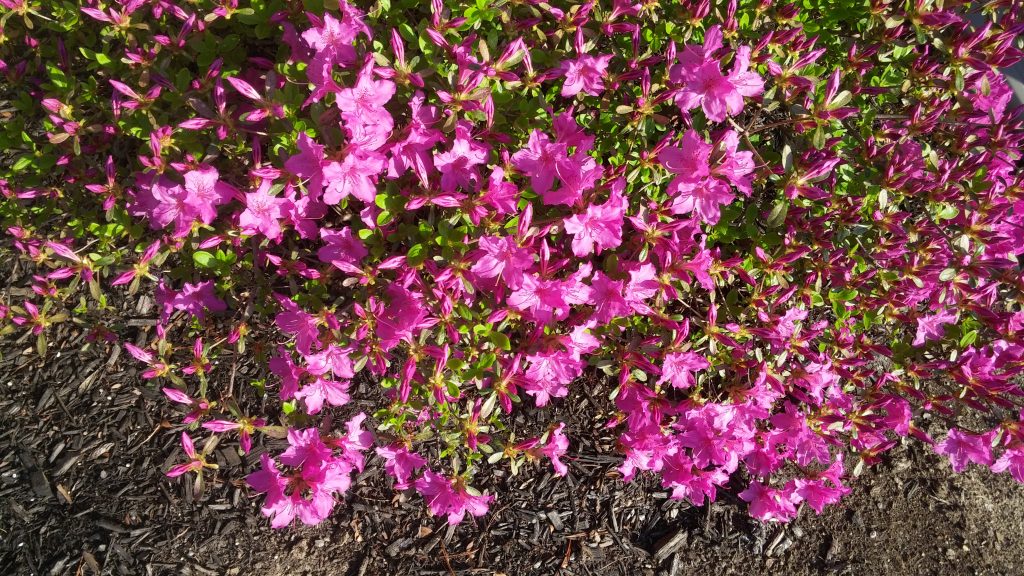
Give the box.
[1,0,1023,529]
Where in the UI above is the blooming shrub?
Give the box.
[1,0,1023,528]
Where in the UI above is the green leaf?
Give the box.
[766,200,788,228]
[193,251,216,268]
[12,156,33,171]
[406,243,427,267]
[489,332,511,350]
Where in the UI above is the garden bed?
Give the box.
[2,333,1022,576]
[2,1,1024,575]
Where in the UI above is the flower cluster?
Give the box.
[1,0,1023,530]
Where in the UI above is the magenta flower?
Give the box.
[323,148,386,204]
[274,296,321,355]
[546,151,603,206]
[304,345,356,380]
[992,448,1024,482]
[670,27,764,122]
[523,349,583,406]
[563,185,627,257]
[912,309,958,346]
[247,426,363,528]
[376,284,429,352]
[560,54,614,97]
[935,428,993,473]
[387,92,442,186]
[269,348,305,401]
[376,444,427,490]
[161,387,210,424]
[334,413,375,472]
[302,12,363,66]
[158,280,227,322]
[166,432,216,478]
[182,166,236,225]
[738,481,798,523]
[335,63,396,124]
[318,227,368,274]
[470,235,533,289]
[540,423,570,476]
[792,457,851,513]
[434,121,489,193]
[511,130,567,195]
[202,416,266,454]
[239,180,289,241]
[508,270,594,325]
[414,469,493,525]
[285,133,327,199]
[658,351,710,389]
[295,377,351,415]
[658,130,742,224]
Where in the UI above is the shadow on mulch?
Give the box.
[2,332,1023,576]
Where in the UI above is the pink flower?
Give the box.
[318,227,368,274]
[280,428,334,469]
[246,426,365,529]
[523,349,583,406]
[792,457,851,513]
[541,423,570,476]
[166,432,214,478]
[136,176,191,236]
[376,444,427,490]
[269,348,305,401]
[739,481,798,522]
[511,130,567,195]
[304,345,356,379]
[285,133,327,199]
[935,428,993,473]
[659,351,710,389]
[335,63,396,124]
[769,403,831,467]
[991,448,1024,482]
[666,462,728,507]
[588,272,630,324]
[387,93,443,186]
[159,280,227,322]
[323,148,386,204]
[434,121,489,193]
[161,387,210,424]
[239,180,289,241]
[376,284,430,352]
[274,296,321,355]
[714,130,756,196]
[912,309,958,346]
[508,269,594,325]
[546,151,603,206]
[563,185,627,257]
[182,166,235,225]
[470,235,533,289]
[658,130,738,224]
[414,469,493,525]
[302,12,364,66]
[560,54,613,97]
[334,413,374,472]
[670,27,763,122]
[479,167,520,217]
[202,417,266,454]
[295,377,351,415]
